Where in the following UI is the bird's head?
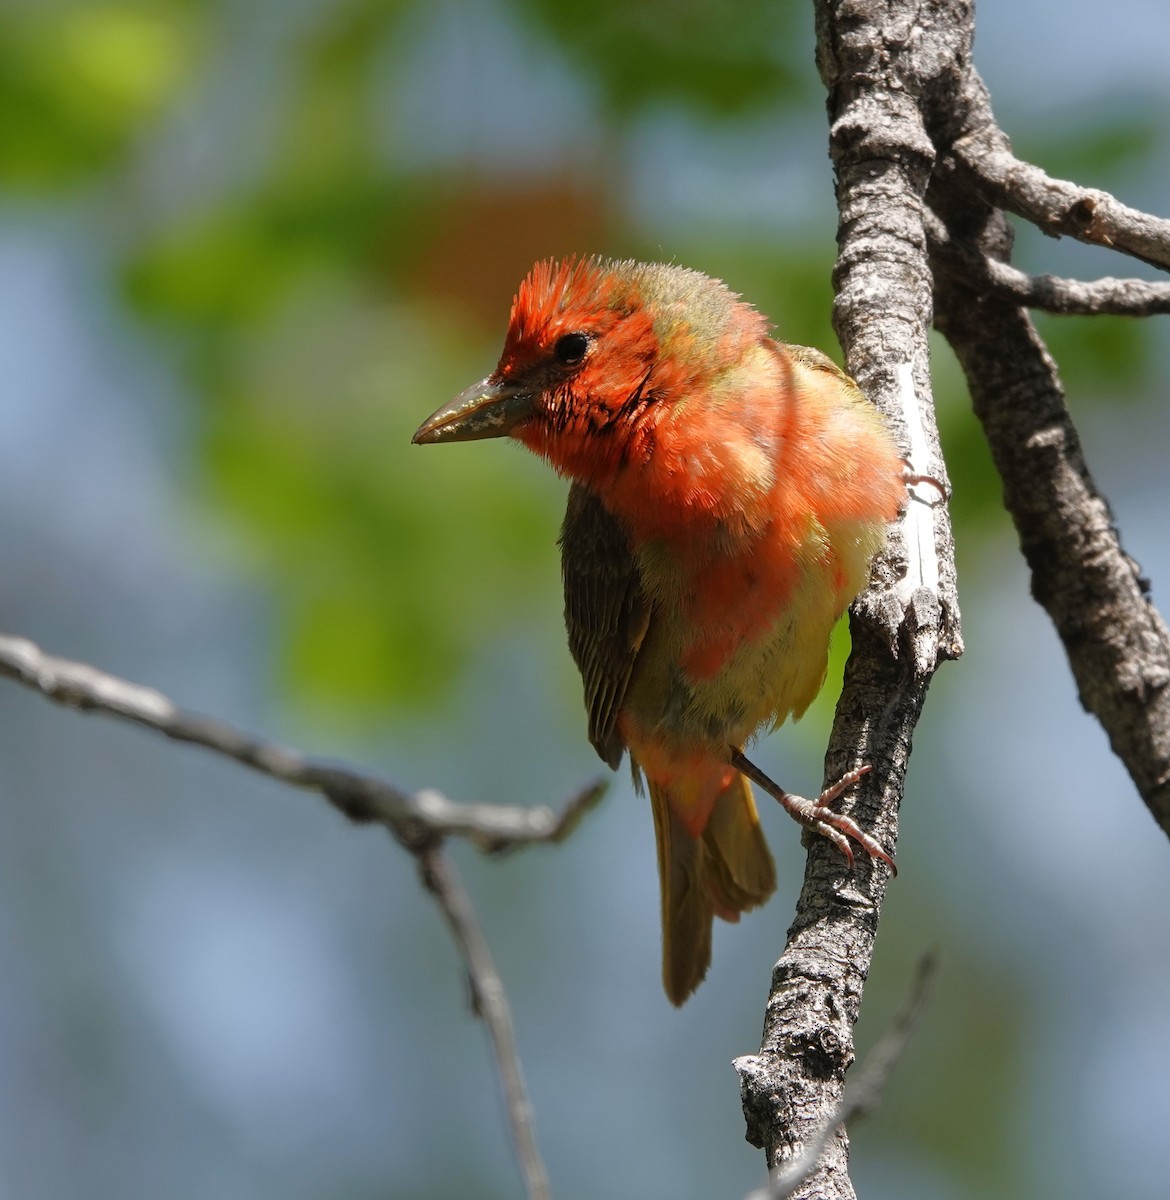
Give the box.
[412,257,767,489]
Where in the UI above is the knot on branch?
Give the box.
[793,1025,853,1083]
[1066,194,1109,241]
[733,1053,785,1150]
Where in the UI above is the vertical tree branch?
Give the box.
[735,4,965,1195]
[741,950,937,1200]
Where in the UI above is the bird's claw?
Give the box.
[729,750,897,875]
[786,765,898,875]
[899,457,949,507]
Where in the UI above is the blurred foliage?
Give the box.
[0,0,202,189]
[1035,311,1150,397]
[1010,112,1160,190]
[4,0,1155,717]
[6,0,1154,718]
[195,288,566,710]
[513,0,810,115]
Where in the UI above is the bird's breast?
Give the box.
[621,500,889,760]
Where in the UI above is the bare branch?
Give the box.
[933,240,1170,842]
[754,4,1170,1194]
[0,632,606,852]
[0,629,589,1195]
[740,951,937,1200]
[953,126,1170,273]
[733,5,965,1197]
[926,212,1170,315]
[929,67,1170,844]
[998,269,1170,316]
[417,844,550,1200]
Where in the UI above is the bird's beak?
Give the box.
[412,376,536,444]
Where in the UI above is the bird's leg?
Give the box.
[728,748,897,875]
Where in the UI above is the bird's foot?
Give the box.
[728,750,896,875]
[900,457,949,507]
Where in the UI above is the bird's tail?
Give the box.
[649,772,777,1005]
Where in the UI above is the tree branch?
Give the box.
[733,5,964,1197]
[926,212,1170,315]
[921,40,1170,843]
[952,125,1170,273]
[0,628,606,1199]
[929,199,1170,842]
[739,950,937,1200]
[417,843,550,1200]
[941,297,1170,841]
[743,4,1170,1191]
[0,632,606,852]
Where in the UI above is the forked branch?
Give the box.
[0,630,603,1200]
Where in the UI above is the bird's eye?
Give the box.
[553,332,589,366]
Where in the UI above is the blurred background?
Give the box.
[2,1,1169,1197]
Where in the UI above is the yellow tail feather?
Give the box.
[650,773,776,1005]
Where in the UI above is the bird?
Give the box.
[413,257,906,1004]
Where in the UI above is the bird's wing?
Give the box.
[783,341,864,398]
[558,483,652,771]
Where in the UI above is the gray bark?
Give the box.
[736,2,1170,1195]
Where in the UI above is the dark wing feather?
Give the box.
[558,483,651,770]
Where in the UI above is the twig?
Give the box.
[417,844,551,1200]
[926,212,1170,315]
[994,268,1170,315]
[0,632,606,851]
[739,951,937,1200]
[952,125,1170,273]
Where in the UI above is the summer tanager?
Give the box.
[413,258,905,1004]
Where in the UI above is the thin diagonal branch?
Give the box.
[0,628,586,1197]
[0,632,606,851]
[953,125,1170,273]
[926,212,1170,315]
[740,950,937,1200]
[417,844,550,1200]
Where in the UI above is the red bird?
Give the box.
[414,258,905,1003]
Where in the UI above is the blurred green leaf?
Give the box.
[126,204,318,330]
[0,1,201,189]
[1013,114,1160,188]
[194,289,564,714]
[1033,312,1150,397]
[512,0,808,117]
